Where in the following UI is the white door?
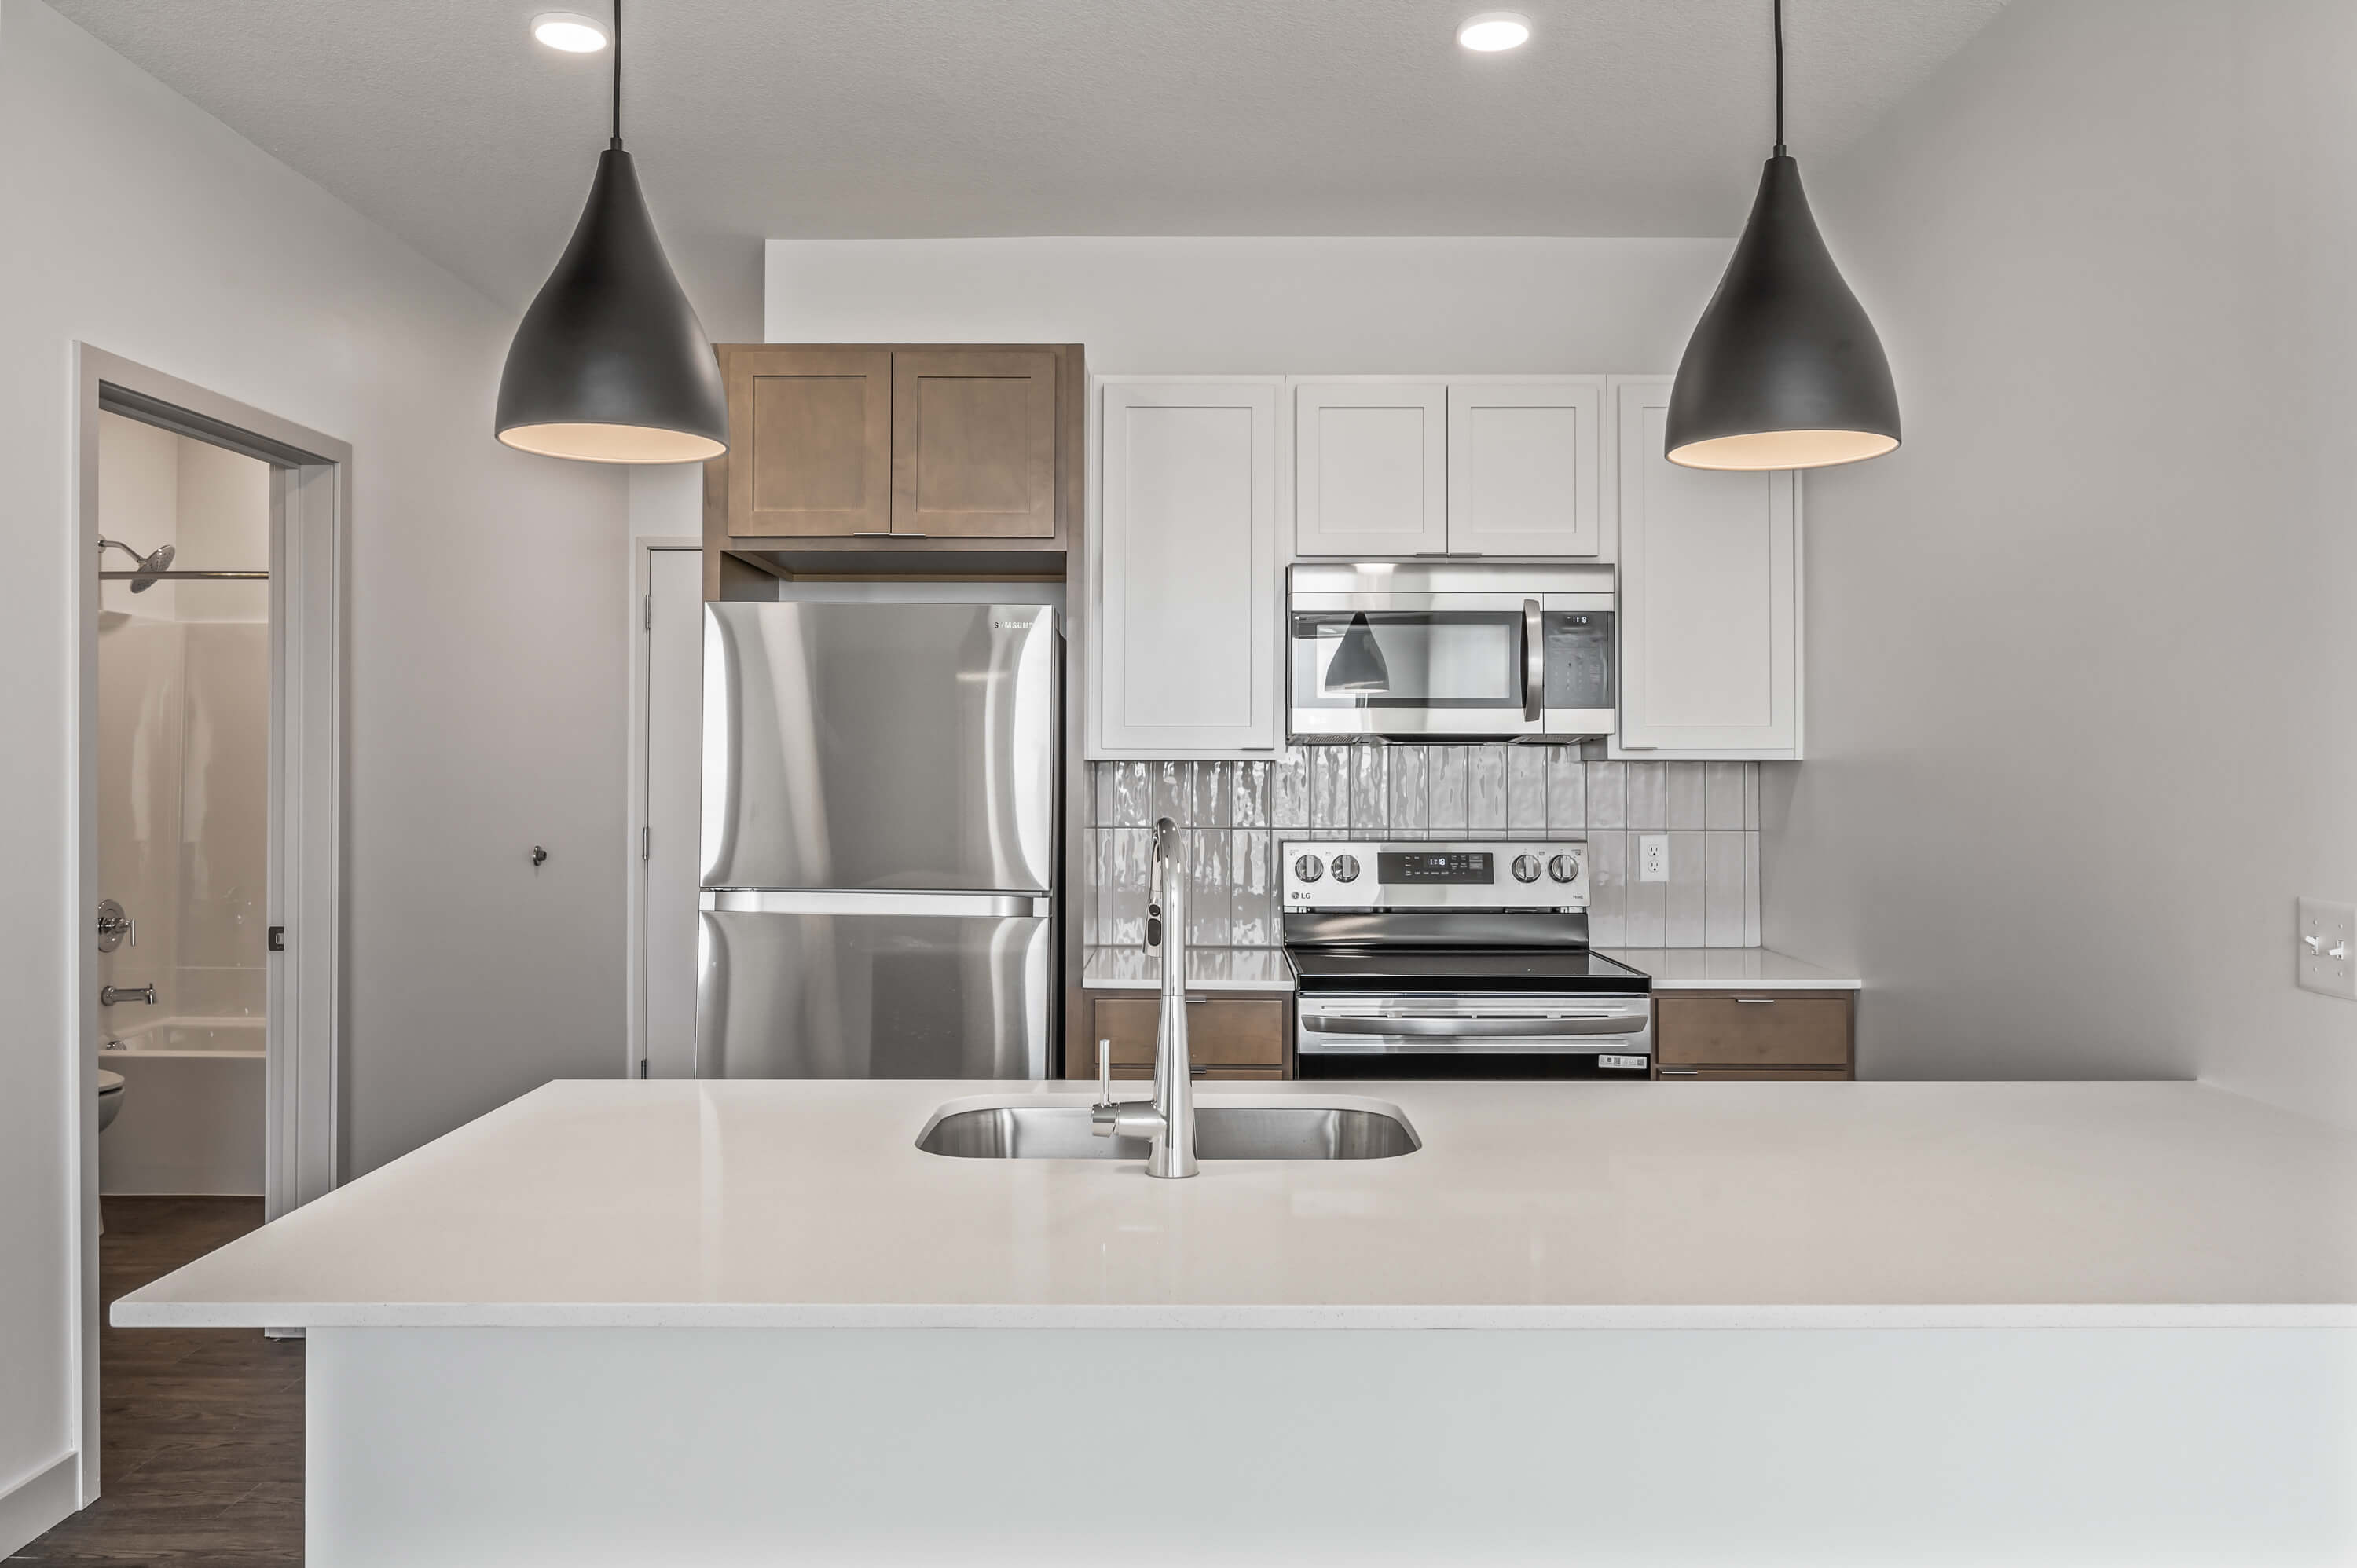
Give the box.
[1293,380,1448,557]
[1092,379,1280,755]
[643,548,704,1076]
[1446,379,1604,557]
[1614,379,1800,757]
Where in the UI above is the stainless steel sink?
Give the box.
[917,1101,1420,1161]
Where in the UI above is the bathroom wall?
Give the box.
[94,412,270,1026]
[1082,749,1762,951]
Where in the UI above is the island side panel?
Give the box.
[306,1325,2355,1566]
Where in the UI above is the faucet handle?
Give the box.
[1096,1039,1113,1107]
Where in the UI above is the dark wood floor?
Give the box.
[10,1197,302,1566]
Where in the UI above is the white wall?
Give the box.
[0,0,630,1537]
[1761,0,2357,1125]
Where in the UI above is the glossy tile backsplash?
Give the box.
[1082,749,1764,949]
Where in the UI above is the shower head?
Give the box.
[98,538,175,592]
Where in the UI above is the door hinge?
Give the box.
[640,825,651,861]
[643,593,652,632]
[267,925,285,952]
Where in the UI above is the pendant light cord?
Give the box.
[610,0,623,148]
[1772,0,1786,156]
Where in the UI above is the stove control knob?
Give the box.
[1511,854,1542,884]
[1330,853,1362,884]
[1549,854,1580,884]
[1294,854,1325,884]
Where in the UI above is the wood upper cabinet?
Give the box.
[1293,381,1448,556]
[892,350,1058,538]
[1446,380,1603,557]
[1090,379,1280,757]
[1613,377,1801,757]
[723,348,892,538]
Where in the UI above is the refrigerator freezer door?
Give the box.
[697,891,1053,1079]
[702,602,1058,892]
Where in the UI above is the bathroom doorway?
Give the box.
[71,347,345,1508]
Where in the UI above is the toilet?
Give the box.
[97,1068,126,1132]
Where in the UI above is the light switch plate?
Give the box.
[2297,898,2356,999]
[1637,834,1669,884]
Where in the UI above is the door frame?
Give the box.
[71,346,347,1504]
[625,537,702,1079]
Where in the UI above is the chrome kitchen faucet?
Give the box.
[1091,816,1197,1178]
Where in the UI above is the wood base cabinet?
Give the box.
[1073,991,1292,1080]
[1654,991,1853,1080]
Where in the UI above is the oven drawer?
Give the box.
[1296,993,1651,1056]
[1655,995,1852,1068]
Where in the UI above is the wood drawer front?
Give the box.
[1659,1067,1850,1082]
[1109,1065,1284,1082]
[1091,997,1285,1067]
[1655,995,1850,1068]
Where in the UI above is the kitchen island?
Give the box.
[118,1079,2357,1566]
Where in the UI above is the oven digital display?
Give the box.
[1378,852,1492,884]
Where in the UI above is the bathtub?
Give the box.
[99,1017,265,1196]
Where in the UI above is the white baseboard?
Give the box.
[0,1451,80,1558]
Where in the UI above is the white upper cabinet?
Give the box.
[1612,378,1801,757]
[1293,378,1603,559]
[1446,380,1603,557]
[1091,379,1281,757]
[1293,381,1449,557]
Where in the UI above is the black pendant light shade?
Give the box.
[496,1,727,464]
[1666,3,1899,471]
[1326,613,1392,694]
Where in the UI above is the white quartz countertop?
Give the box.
[115,1079,2357,1331]
[1082,946,1296,991]
[1598,948,1863,991]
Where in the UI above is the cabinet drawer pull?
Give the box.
[1661,1068,1700,1076]
[1732,997,1777,1005]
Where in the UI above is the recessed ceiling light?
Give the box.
[1457,11,1532,51]
[531,11,610,53]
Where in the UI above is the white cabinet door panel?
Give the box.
[1294,381,1447,556]
[1615,379,1799,756]
[1093,381,1279,755]
[1446,379,1603,557]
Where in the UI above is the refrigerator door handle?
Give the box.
[700,889,1051,918]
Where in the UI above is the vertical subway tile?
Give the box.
[1148,760,1189,828]
[1310,747,1348,831]
[1084,829,1109,943]
[1428,747,1468,834]
[1109,828,1152,945]
[1666,830,1708,947]
[1706,831,1747,946]
[1585,831,1627,947]
[1091,763,1115,828]
[1585,760,1626,830]
[1744,831,1762,946]
[1545,749,1586,830]
[1387,746,1428,838]
[1112,761,1151,828]
[1466,747,1508,833]
[1190,760,1230,829]
[1666,762,1707,830]
[1230,828,1274,947]
[1351,746,1389,832]
[1187,830,1230,947]
[1270,746,1311,829]
[1705,761,1747,830]
[1626,858,1667,947]
[1626,761,1666,831]
[1230,760,1269,829]
[1506,749,1548,834]
[1743,763,1762,831]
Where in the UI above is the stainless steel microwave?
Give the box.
[1288,563,1615,742]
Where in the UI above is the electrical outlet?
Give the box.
[1637,834,1670,884]
[2297,898,2357,999]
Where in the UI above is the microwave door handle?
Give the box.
[1523,600,1544,724]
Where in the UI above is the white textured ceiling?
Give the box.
[50,0,2008,339]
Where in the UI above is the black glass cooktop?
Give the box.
[1286,947,1650,995]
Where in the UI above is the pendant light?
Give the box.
[1666,0,1898,471]
[1325,613,1392,694]
[496,0,728,463]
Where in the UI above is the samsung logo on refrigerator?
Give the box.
[993,620,1035,630]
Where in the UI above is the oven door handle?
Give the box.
[1300,1013,1644,1039]
[1523,599,1544,724]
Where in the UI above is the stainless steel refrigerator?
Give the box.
[697,601,1059,1079]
